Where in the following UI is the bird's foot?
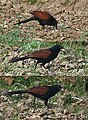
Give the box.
[42,65,51,69]
[46,65,51,69]
[46,104,51,110]
[32,109,35,113]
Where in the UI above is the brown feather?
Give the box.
[27,86,49,95]
[30,11,52,20]
[29,49,52,59]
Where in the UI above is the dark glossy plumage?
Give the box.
[14,10,57,29]
[9,45,65,69]
[7,84,62,109]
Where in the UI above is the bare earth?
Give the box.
[0,0,88,41]
[0,0,88,76]
[0,0,88,119]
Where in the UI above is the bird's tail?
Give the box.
[7,90,27,96]
[9,56,30,63]
[14,16,37,25]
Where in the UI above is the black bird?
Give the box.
[7,84,63,110]
[9,45,65,69]
[14,10,57,29]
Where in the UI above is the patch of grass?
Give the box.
[0,76,87,116]
[27,0,37,4]
[0,25,4,33]
[0,28,87,56]
[0,76,86,97]
[83,30,88,37]
[27,0,44,4]
[73,77,85,96]
[0,28,65,52]
[0,76,41,90]
[74,105,83,114]
[68,39,87,58]
[0,76,60,91]
[63,76,85,96]
[0,29,26,48]
[61,0,70,6]
[84,110,88,119]
[13,116,18,120]
[63,94,72,105]
[0,28,88,76]
[62,76,86,108]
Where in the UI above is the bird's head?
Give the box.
[58,45,65,52]
[53,84,64,91]
[57,85,65,93]
[52,45,65,52]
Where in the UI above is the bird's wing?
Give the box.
[27,86,49,95]
[30,49,52,59]
[30,11,51,20]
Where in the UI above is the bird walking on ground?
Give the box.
[7,84,63,110]
[9,45,65,69]
[14,10,57,29]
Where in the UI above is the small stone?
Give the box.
[64,109,69,115]
[63,115,68,119]
[4,25,8,29]
[1,0,7,5]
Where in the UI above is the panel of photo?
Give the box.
[0,76,87,119]
[0,0,88,120]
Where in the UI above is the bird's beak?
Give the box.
[61,48,65,52]
[61,48,66,54]
[61,87,65,92]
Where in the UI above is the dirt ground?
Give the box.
[0,0,88,42]
[0,0,88,76]
[0,1,88,119]
[0,76,88,120]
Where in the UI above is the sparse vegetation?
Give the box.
[0,28,88,76]
[0,0,88,119]
[0,76,87,119]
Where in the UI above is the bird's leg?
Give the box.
[42,64,46,69]
[42,25,45,29]
[45,100,56,114]
[41,63,48,69]
[45,100,50,109]
[34,61,38,70]
[42,64,51,70]
[45,100,56,115]
[33,97,36,112]
[22,60,25,68]
[46,64,51,69]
